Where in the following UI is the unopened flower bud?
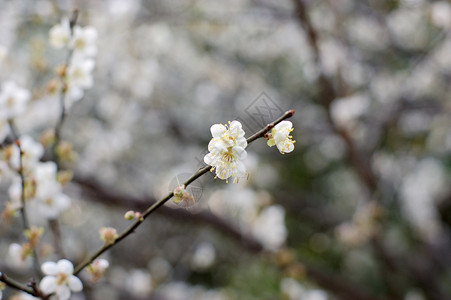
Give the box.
[24,226,44,249]
[55,64,67,78]
[172,185,195,207]
[124,210,142,221]
[2,202,18,223]
[124,211,135,220]
[86,258,109,282]
[57,170,73,186]
[2,145,15,161]
[20,243,33,261]
[56,141,76,162]
[99,227,118,245]
[40,129,56,147]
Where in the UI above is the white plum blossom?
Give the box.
[191,242,216,270]
[0,81,31,120]
[7,243,32,269]
[32,162,71,219]
[86,258,109,282]
[39,259,83,300]
[267,121,295,154]
[204,120,247,182]
[70,26,98,57]
[67,56,95,89]
[252,205,287,251]
[36,192,71,219]
[125,269,152,297]
[49,18,71,49]
[8,135,44,170]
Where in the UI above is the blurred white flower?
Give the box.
[7,243,32,269]
[8,135,44,170]
[0,81,31,120]
[9,292,39,300]
[86,258,109,282]
[400,158,446,239]
[125,269,152,297]
[39,259,83,300]
[49,18,71,49]
[252,205,287,251]
[67,56,95,89]
[204,120,247,182]
[336,222,366,247]
[36,192,71,219]
[267,120,295,154]
[70,26,98,57]
[148,257,171,281]
[191,242,216,270]
[431,1,451,29]
[330,94,370,129]
[281,278,329,300]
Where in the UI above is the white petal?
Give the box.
[68,275,83,292]
[55,193,71,210]
[235,162,247,177]
[233,147,247,160]
[41,262,58,275]
[275,120,292,131]
[216,165,232,180]
[57,259,74,275]
[204,153,215,165]
[39,276,57,294]
[56,285,71,300]
[84,27,98,41]
[236,137,248,149]
[210,124,226,138]
[274,131,288,144]
[229,120,242,131]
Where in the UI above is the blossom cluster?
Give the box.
[0,17,100,299]
[49,17,97,109]
[204,120,295,182]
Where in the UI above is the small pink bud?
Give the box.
[99,227,118,245]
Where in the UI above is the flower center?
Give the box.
[56,272,68,285]
[222,148,235,163]
[45,197,54,206]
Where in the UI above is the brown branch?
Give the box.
[73,176,264,252]
[0,272,49,300]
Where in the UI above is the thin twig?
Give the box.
[73,109,295,275]
[8,121,42,278]
[52,9,78,169]
[48,219,65,258]
[0,272,34,295]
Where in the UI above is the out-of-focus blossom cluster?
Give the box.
[48,17,97,109]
